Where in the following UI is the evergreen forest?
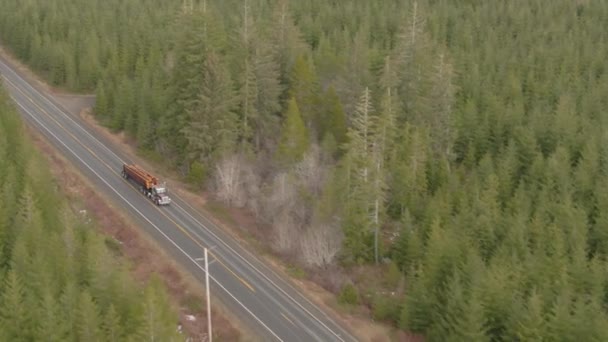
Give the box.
[0,89,181,340]
[2,0,608,339]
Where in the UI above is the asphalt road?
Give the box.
[0,58,358,342]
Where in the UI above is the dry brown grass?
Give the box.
[24,120,242,342]
[1,42,412,341]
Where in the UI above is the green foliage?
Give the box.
[76,291,102,342]
[187,161,207,188]
[337,283,359,306]
[384,261,401,289]
[372,294,400,324]
[181,50,239,167]
[286,264,307,279]
[276,97,310,166]
[0,270,29,340]
[138,276,182,341]
[181,293,204,314]
[103,305,123,342]
[320,86,347,150]
[94,82,108,117]
[288,54,320,131]
[0,89,180,341]
[3,0,608,339]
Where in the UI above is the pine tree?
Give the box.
[342,87,376,262]
[252,39,283,151]
[181,50,238,168]
[334,26,372,119]
[76,290,102,342]
[49,44,66,86]
[276,98,310,166]
[368,58,399,263]
[137,276,180,341]
[238,58,258,148]
[36,289,69,341]
[0,185,7,252]
[64,49,78,90]
[315,34,341,86]
[160,12,207,160]
[514,290,548,341]
[432,272,489,341]
[123,79,140,138]
[233,0,259,150]
[429,52,456,165]
[103,304,122,342]
[0,270,29,340]
[400,270,434,332]
[270,0,306,83]
[546,287,575,340]
[394,1,434,124]
[94,81,108,117]
[78,34,101,90]
[320,86,347,149]
[112,78,135,131]
[392,210,423,273]
[59,280,79,336]
[387,124,429,218]
[450,292,489,342]
[288,54,320,132]
[136,100,154,151]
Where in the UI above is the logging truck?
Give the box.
[121,164,171,205]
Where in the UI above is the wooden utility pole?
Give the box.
[205,248,212,342]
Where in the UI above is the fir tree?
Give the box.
[288,54,320,132]
[276,98,310,166]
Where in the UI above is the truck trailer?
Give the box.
[121,164,171,205]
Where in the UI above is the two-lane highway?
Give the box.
[0,57,357,342]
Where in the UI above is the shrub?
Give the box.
[372,294,401,323]
[338,283,359,305]
[187,161,207,188]
[384,261,402,288]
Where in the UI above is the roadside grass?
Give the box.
[286,264,307,279]
[206,201,237,227]
[181,293,205,313]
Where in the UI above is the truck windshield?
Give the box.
[156,187,166,194]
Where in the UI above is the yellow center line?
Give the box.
[281,312,296,326]
[2,74,255,293]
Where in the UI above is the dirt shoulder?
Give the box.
[1,47,246,341]
[1,44,397,341]
[69,105,394,342]
[71,105,395,342]
[23,121,242,341]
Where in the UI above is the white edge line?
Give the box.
[172,201,350,341]
[9,96,284,342]
[165,205,324,341]
[0,62,353,342]
[3,61,352,342]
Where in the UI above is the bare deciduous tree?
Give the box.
[213,154,260,210]
[294,144,326,196]
[299,223,343,267]
[265,172,300,252]
[241,158,262,215]
[265,172,295,215]
[273,211,297,253]
[214,154,244,206]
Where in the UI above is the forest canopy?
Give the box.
[0,88,181,341]
[1,0,608,339]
